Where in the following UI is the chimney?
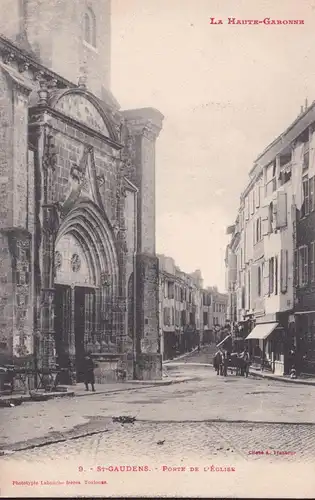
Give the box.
[305,98,308,111]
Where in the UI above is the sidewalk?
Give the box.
[249,368,315,386]
[165,360,315,386]
[162,346,199,364]
[0,375,194,405]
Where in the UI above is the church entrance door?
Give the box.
[74,286,96,382]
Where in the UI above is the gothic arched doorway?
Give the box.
[54,202,119,382]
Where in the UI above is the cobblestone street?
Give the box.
[1,351,315,497]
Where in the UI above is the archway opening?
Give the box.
[54,233,98,381]
[53,202,119,382]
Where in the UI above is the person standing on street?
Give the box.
[222,349,228,377]
[241,347,250,377]
[213,349,221,375]
[83,353,96,392]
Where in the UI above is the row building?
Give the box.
[226,101,315,376]
[158,255,228,360]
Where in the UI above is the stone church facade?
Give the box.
[0,0,163,383]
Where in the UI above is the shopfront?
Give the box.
[295,311,315,375]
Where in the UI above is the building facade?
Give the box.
[158,255,228,359]
[226,101,315,375]
[158,255,201,360]
[0,0,164,383]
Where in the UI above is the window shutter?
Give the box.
[245,196,249,220]
[263,261,269,296]
[256,184,261,208]
[251,263,257,303]
[261,205,269,236]
[280,249,288,293]
[250,191,254,215]
[245,220,253,263]
[276,192,287,229]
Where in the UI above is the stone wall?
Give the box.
[136,253,159,354]
[134,353,162,381]
[44,116,119,224]
[0,68,14,228]
[0,66,34,364]
[24,0,111,96]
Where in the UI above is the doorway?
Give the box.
[74,286,96,382]
[54,284,96,382]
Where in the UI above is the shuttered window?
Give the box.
[301,176,310,217]
[280,249,288,293]
[257,265,262,297]
[269,257,275,295]
[298,246,308,287]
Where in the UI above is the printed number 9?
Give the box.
[79,466,83,472]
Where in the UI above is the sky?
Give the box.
[111,0,315,291]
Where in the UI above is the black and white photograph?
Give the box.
[0,0,315,497]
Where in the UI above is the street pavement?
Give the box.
[1,346,315,497]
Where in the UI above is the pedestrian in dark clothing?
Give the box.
[222,349,228,377]
[213,350,222,375]
[83,354,95,392]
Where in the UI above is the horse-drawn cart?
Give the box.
[213,351,250,377]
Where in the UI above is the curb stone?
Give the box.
[72,377,197,397]
[163,347,199,364]
[249,370,315,386]
[0,377,196,405]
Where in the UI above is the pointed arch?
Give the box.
[56,200,119,292]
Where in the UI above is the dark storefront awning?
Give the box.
[245,322,278,341]
[216,335,231,348]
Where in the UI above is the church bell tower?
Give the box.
[0,0,111,99]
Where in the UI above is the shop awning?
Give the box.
[216,334,231,348]
[245,322,278,341]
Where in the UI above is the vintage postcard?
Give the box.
[0,0,315,498]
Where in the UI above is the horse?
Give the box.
[227,353,249,376]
